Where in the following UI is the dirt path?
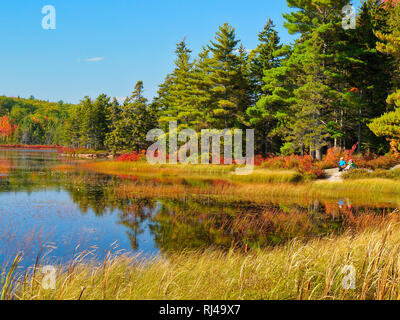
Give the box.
[324,168,343,182]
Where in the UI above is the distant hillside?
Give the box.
[0,96,76,145]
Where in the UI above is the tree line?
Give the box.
[1,0,399,159]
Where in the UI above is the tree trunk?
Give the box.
[264,134,269,155]
[315,147,322,161]
[358,90,363,154]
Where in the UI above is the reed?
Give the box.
[1,252,23,300]
[229,169,303,183]
[115,178,400,206]
[5,223,400,300]
[82,161,235,176]
[81,161,400,204]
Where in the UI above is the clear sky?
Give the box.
[0,0,359,104]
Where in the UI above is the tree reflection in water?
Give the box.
[0,149,399,264]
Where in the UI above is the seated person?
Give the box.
[345,159,355,171]
[339,157,346,172]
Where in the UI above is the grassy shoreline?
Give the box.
[2,159,394,300]
[3,223,400,300]
[78,161,400,205]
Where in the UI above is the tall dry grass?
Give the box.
[4,223,400,300]
[82,161,235,176]
[82,161,308,183]
[114,178,400,206]
[80,161,400,205]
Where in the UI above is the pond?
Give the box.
[0,149,398,268]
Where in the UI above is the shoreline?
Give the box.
[0,144,61,150]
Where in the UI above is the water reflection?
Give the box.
[0,149,398,267]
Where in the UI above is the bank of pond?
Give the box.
[1,149,400,299]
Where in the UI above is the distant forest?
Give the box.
[1,0,399,159]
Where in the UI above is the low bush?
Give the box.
[261,154,325,179]
[320,146,400,170]
[116,151,145,162]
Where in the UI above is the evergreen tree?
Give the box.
[248,19,283,100]
[369,1,400,151]
[79,95,110,149]
[339,0,393,153]
[246,20,289,154]
[106,81,157,153]
[157,40,202,131]
[204,23,251,128]
[278,0,351,158]
[375,0,400,108]
[189,47,214,129]
[285,49,337,157]
[63,104,82,148]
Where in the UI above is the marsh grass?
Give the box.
[230,169,303,183]
[1,252,23,300]
[4,223,400,300]
[81,161,400,204]
[14,160,398,300]
[51,164,77,172]
[343,169,400,180]
[82,161,308,183]
[115,178,400,206]
[83,161,235,176]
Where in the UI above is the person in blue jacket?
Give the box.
[339,157,346,172]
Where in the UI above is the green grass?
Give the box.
[343,168,400,180]
[114,177,400,207]
[82,161,308,184]
[230,169,303,183]
[83,161,236,176]
[4,223,400,300]
[313,178,400,198]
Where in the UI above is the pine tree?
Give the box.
[285,51,337,157]
[279,0,352,158]
[246,20,289,154]
[248,19,283,100]
[340,0,394,152]
[157,40,202,131]
[204,23,251,128]
[189,47,214,129]
[369,1,400,151]
[376,0,400,108]
[106,81,157,153]
[78,95,110,150]
[127,81,158,151]
[63,105,82,148]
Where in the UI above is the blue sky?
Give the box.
[0,0,359,104]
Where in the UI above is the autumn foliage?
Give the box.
[0,115,17,141]
[116,150,146,162]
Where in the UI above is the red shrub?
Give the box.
[116,151,144,162]
[260,154,325,178]
[320,145,400,170]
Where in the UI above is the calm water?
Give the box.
[0,149,397,268]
